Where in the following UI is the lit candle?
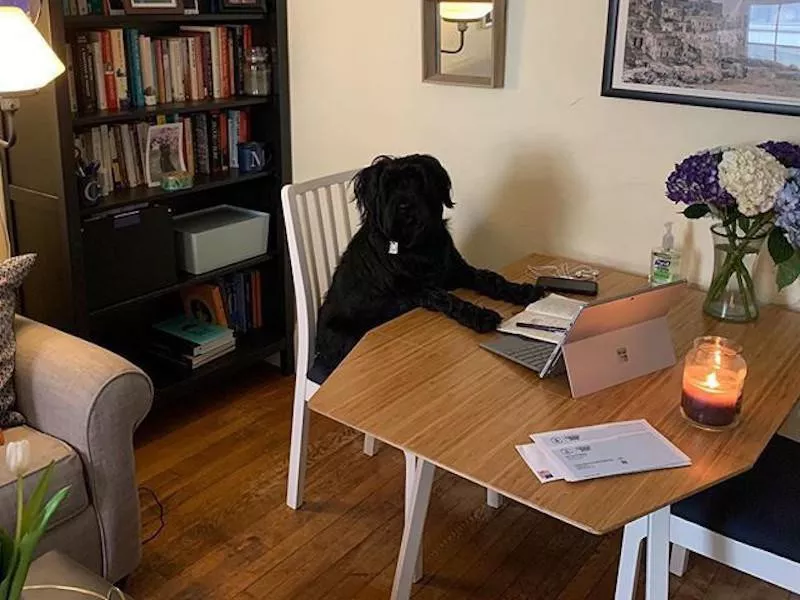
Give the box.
[681,337,746,430]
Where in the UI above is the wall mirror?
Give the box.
[422,0,506,88]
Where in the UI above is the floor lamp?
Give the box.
[0,6,65,256]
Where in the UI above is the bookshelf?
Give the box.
[4,0,294,401]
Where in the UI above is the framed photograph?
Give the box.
[122,0,182,15]
[219,0,265,13]
[146,123,185,188]
[603,0,800,117]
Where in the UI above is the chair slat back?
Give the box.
[282,169,361,376]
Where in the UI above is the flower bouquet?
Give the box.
[667,141,800,322]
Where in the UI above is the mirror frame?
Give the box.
[422,0,507,88]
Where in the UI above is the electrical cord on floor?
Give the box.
[139,486,165,545]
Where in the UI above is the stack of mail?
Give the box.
[517,420,691,483]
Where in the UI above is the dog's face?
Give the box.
[353,154,454,249]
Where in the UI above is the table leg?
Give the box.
[403,452,423,582]
[614,516,647,600]
[644,506,671,600]
[392,458,436,600]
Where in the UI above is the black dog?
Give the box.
[310,154,544,382]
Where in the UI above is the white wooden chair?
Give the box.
[282,169,380,510]
[615,435,800,599]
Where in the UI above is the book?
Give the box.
[218,27,230,99]
[182,283,229,327]
[150,338,236,369]
[109,29,130,110]
[183,117,195,175]
[154,39,166,105]
[112,125,128,187]
[153,315,234,352]
[498,294,586,345]
[219,111,229,171]
[208,112,221,174]
[77,0,88,16]
[228,111,238,169]
[192,113,210,175]
[75,34,97,113]
[186,36,199,101]
[254,270,262,328]
[180,26,221,99]
[101,30,118,111]
[139,35,156,107]
[126,29,145,108]
[88,34,107,111]
[66,45,78,113]
[108,125,122,189]
[161,39,173,104]
[99,124,113,195]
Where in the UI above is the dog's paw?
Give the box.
[472,307,502,333]
[512,283,545,305]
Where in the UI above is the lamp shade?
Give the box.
[0,7,65,95]
[439,2,493,22]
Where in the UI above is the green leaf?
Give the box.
[777,252,800,290]
[769,228,794,265]
[20,462,55,536]
[738,215,751,234]
[8,487,70,600]
[683,204,710,219]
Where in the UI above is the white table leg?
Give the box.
[669,544,689,577]
[403,452,423,583]
[392,458,436,600]
[614,516,647,600]
[645,506,671,600]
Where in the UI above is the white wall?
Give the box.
[287,0,800,308]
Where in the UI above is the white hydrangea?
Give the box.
[718,146,787,217]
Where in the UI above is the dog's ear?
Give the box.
[415,154,454,208]
[353,155,392,221]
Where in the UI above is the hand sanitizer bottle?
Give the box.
[650,222,682,285]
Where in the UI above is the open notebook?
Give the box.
[497,294,586,344]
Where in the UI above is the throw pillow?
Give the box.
[0,254,36,428]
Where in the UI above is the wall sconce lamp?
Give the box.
[0,7,65,149]
[439,2,493,54]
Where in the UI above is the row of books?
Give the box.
[64,0,256,20]
[181,270,263,335]
[68,25,255,113]
[151,315,236,371]
[74,109,251,194]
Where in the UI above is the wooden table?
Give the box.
[308,253,800,600]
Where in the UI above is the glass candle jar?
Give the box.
[245,47,271,97]
[681,336,747,431]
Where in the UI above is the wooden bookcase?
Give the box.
[4,0,294,403]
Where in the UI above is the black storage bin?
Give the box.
[83,205,178,310]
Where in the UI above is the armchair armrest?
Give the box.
[12,316,153,582]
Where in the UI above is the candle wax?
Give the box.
[681,366,742,428]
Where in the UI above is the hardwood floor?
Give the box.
[127,367,797,600]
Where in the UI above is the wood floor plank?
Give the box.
[126,367,794,600]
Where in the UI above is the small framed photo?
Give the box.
[219,0,265,13]
[122,0,183,15]
[146,123,186,188]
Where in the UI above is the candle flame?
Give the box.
[704,371,720,389]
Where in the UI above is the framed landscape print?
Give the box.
[603,0,800,116]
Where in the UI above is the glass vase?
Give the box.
[703,223,767,323]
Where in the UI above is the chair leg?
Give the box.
[615,516,647,600]
[669,544,690,577]
[404,451,423,583]
[363,434,380,457]
[286,390,310,510]
[486,489,503,508]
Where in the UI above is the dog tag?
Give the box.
[389,241,399,255]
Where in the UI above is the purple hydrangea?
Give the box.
[665,151,735,207]
[759,141,800,169]
[776,168,800,248]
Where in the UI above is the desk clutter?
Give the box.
[516,420,691,484]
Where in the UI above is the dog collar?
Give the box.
[389,241,399,255]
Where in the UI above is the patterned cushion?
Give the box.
[0,255,36,428]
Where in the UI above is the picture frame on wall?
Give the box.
[122,0,183,15]
[602,0,800,117]
[219,0,266,12]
